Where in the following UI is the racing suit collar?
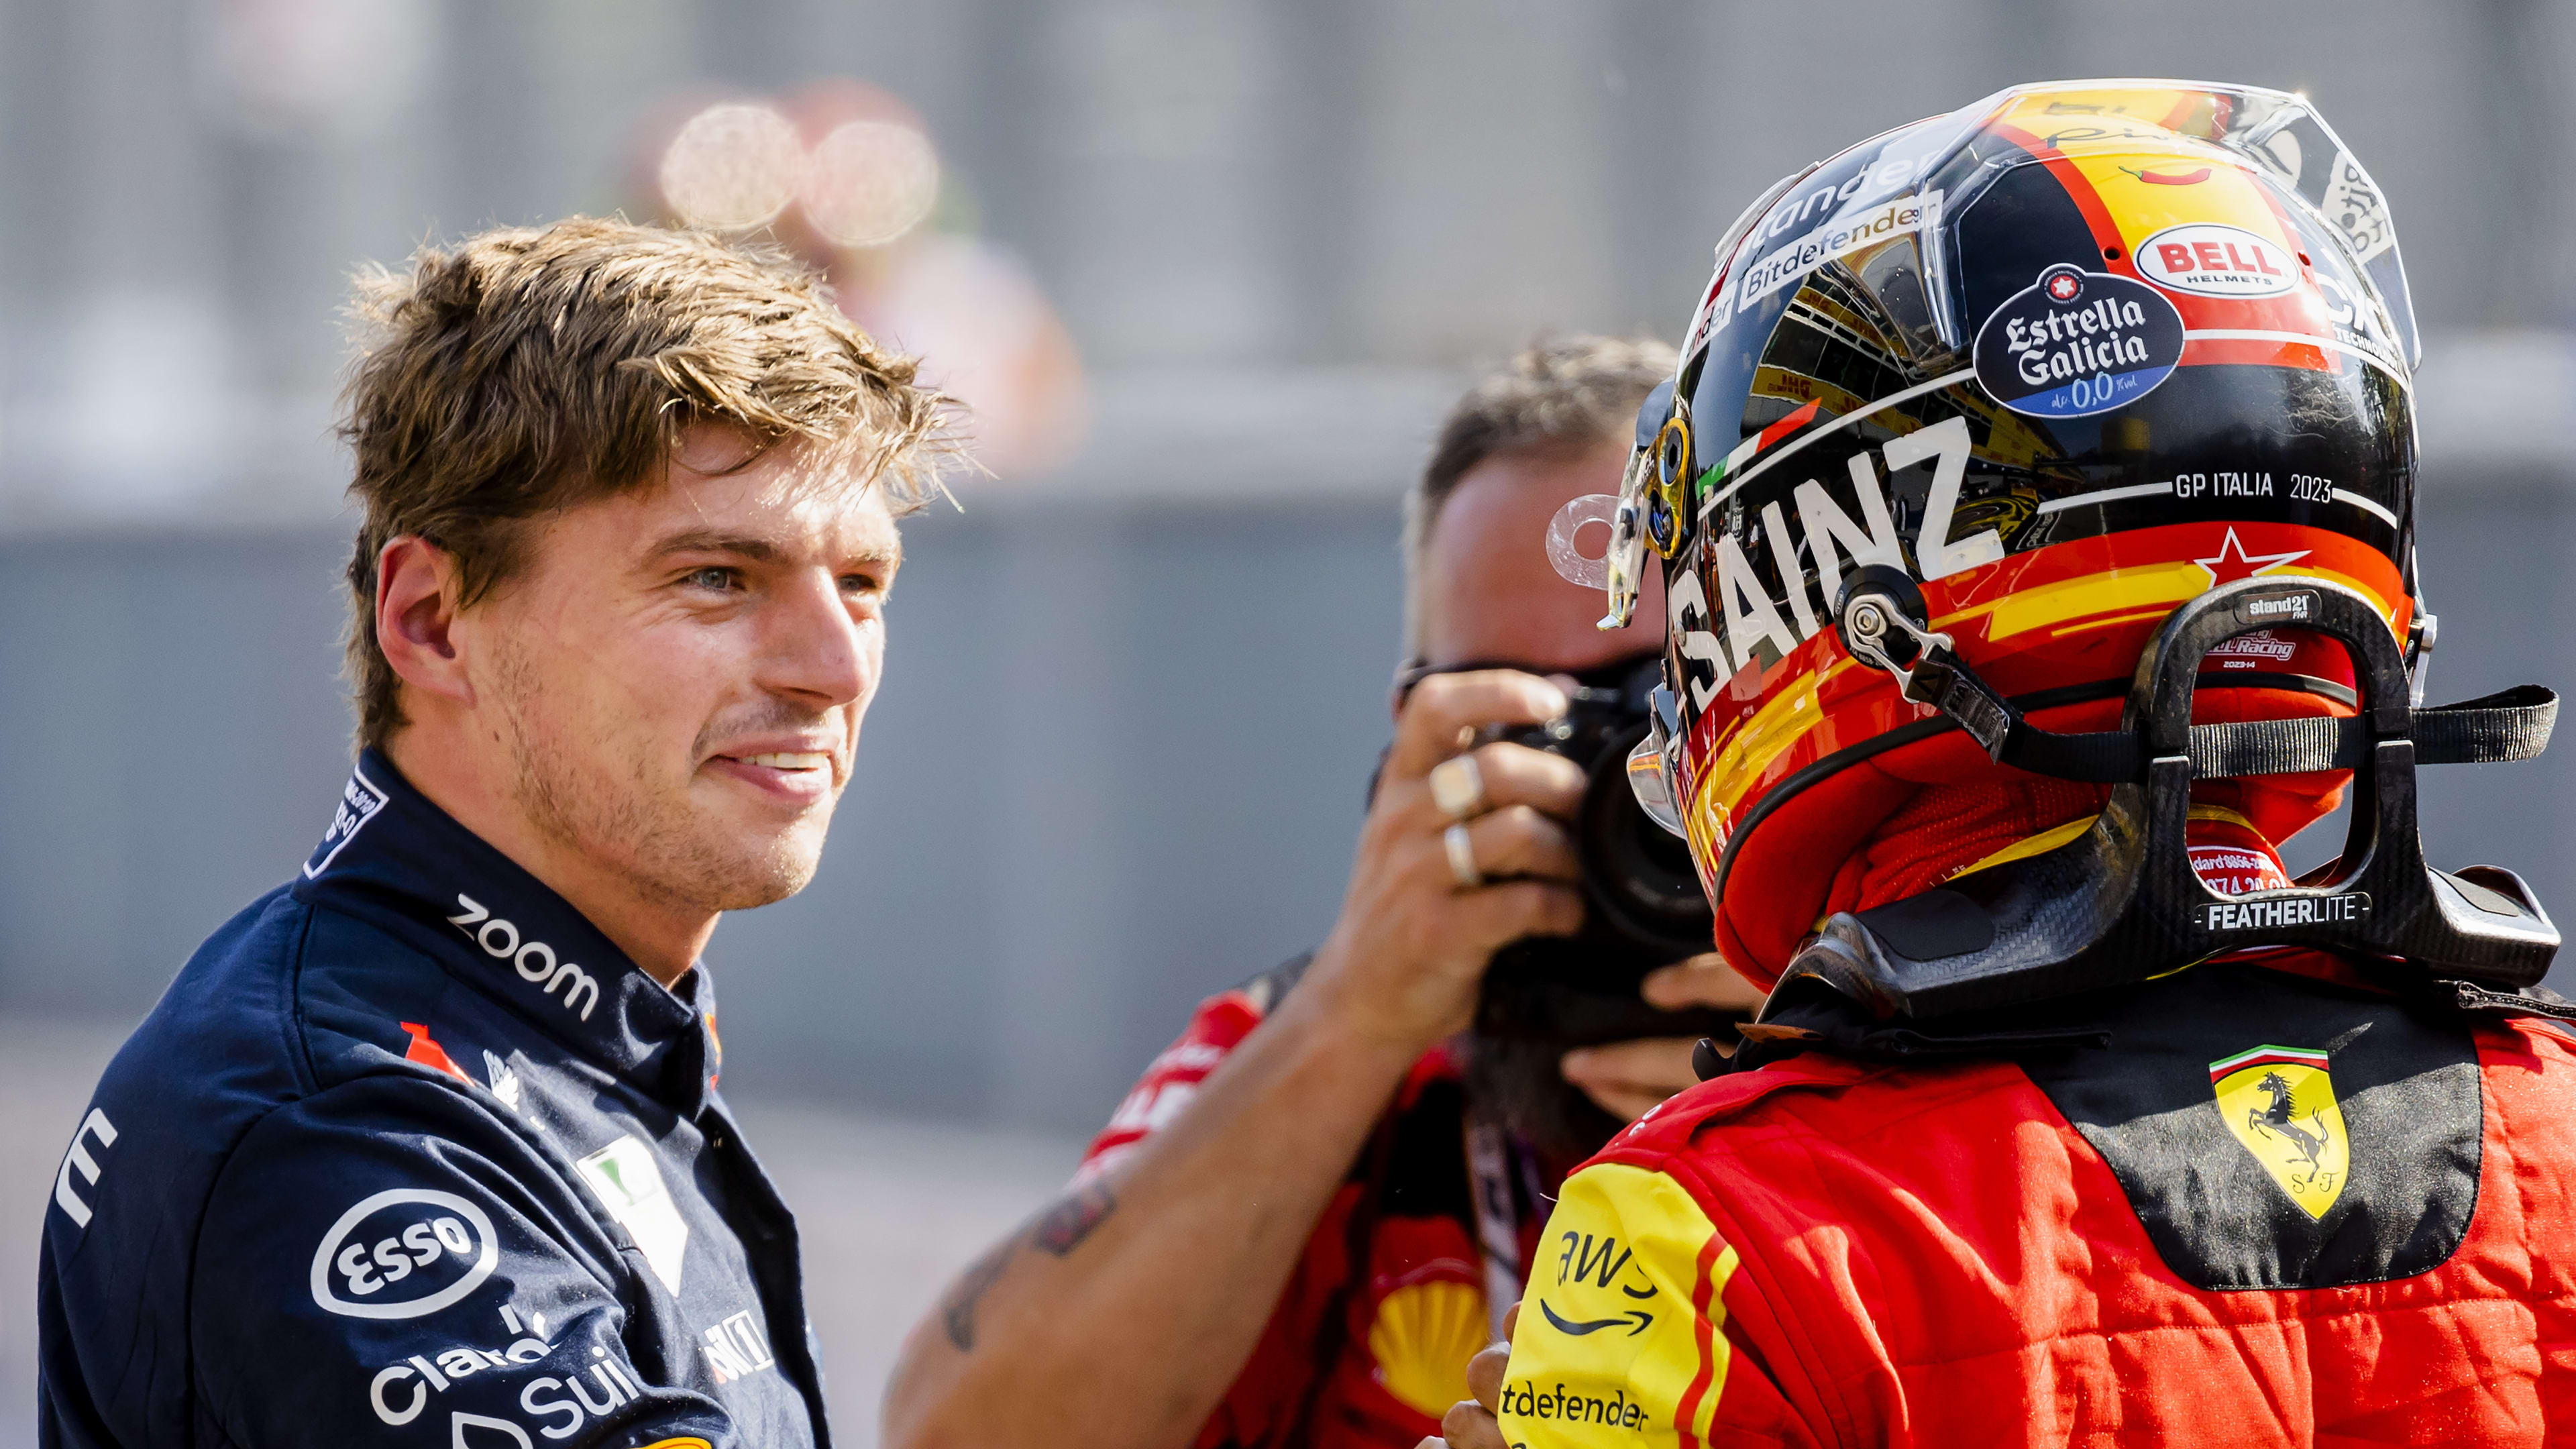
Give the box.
[292,749,718,1114]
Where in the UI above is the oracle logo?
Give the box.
[2136,223,2296,299]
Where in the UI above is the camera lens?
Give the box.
[1577,719,1715,956]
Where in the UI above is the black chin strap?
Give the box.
[1902,640,2556,782]
[1757,573,2564,1024]
[1831,562,2556,782]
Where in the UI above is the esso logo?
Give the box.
[309,1189,499,1320]
[2136,223,2297,298]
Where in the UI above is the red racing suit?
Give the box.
[1497,949,2576,1446]
[1081,959,1552,1449]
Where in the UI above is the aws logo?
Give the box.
[1537,1230,1658,1339]
[447,894,600,1021]
[1670,416,1989,702]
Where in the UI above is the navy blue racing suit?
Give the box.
[39,751,831,1447]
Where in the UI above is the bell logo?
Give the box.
[2137,223,2297,299]
[2210,1045,2351,1218]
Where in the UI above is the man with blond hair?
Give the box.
[38,218,945,1448]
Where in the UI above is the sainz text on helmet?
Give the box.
[1602,80,2560,1017]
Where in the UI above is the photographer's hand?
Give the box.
[1301,669,1589,1056]
[886,669,1586,1449]
[1559,954,1766,1121]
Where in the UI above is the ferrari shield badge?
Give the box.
[2209,1044,2349,1218]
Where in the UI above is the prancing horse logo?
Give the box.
[2210,1044,2351,1219]
[2249,1071,2330,1171]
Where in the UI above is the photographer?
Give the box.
[883,338,1759,1449]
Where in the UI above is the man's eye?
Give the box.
[841,573,884,597]
[684,567,739,592]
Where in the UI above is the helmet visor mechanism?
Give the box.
[1613,378,1697,841]
[1609,79,2561,1007]
[1598,378,1670,633]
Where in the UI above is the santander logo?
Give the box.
[2136,222,2297,299]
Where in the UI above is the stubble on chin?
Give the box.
[490,638,828,916]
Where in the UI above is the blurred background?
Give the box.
[3,1,2574,1440]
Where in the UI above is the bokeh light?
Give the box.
[204,0,435,140]
[801,121,941,249]
[659,103,804,231]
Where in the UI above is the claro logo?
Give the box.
[447,894,600,1020]
[309,1189,500,1320]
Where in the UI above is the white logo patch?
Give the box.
[305,765,390,878]
[2320,146,2395,263]
[2137,223,2298,298]
[574,1135,690,1294]
[700,1309,777,1384]
[1734,191,1939,311]
[52,1108,117,1230]
[311,1189,500,1320]
[482,1051,523,1115]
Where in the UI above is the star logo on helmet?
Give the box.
[2193,527,2310,589]
[2047,271,2082,302]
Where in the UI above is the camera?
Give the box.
[1424,656,1741,1045]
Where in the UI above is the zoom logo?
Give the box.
[310,1189,500,1320]
[447,894,600,1021]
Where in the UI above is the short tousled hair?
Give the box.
[1402,335,1676,656]
[337,216,951,750]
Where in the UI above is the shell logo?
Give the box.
[1367,1279,1489,1419]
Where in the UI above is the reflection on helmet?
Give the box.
[1626,80,2429,984]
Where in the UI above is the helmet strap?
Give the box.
[1764,574,2563,1022]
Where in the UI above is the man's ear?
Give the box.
[375,536,475,709]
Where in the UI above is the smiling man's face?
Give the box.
[457,428,902,918]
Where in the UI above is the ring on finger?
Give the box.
[1443,822,1483,890]
[1428,753,1486,820]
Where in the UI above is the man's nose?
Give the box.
[757,569,873,708]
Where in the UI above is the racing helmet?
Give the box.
[1603,80,2559,1010]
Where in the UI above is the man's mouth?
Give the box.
[705,746,841,802]
[741,752,830,771]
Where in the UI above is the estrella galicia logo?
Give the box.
[1973,262,2184,420]
[303,763,390,879]
[309,1188,500,1320]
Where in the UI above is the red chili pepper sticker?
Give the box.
[2122,164,2212,186]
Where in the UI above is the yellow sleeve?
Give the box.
[1499,1163,1743,1448]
